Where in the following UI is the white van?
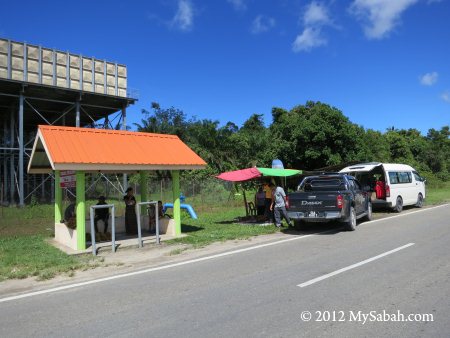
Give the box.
[339,162,426,212]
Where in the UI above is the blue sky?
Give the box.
[1,0,449,134]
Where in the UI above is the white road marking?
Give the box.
[0,204,446,303]
[297,243,415,288]
[0,229,336,304]
[363,203,449,226]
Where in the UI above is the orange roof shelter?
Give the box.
[28,125,206,173]
[28,125,207,251]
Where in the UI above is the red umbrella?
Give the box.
[215,167,262,182]
[216,167,302,217]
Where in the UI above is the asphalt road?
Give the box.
[1,205,449,338]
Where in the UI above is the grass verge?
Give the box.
[166,206,279,248]
[0,235,100,282]
[425,181,450,205]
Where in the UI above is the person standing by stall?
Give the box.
[270,183,293,228]
[263,182,273,220]
[255,186,266,216]
[123,187,137,235]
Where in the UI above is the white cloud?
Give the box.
[251,15,276,34]
[292,27,327,52]
[171,0,194,31]
[349,0,418,39]
[228,0,247,12]
[420,72,439,86]
[303,1,331,26]
[292,1,332,53]
[441,91,450,103]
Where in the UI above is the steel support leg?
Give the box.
[19,92,24,206]
[10,106,15,203]
[122,105,127,191]
[76,100,80,127]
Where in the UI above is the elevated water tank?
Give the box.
[0,38,128,97]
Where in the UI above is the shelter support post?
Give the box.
[76,171,86,250]
[171,170,181,236]
[54,170,62,223]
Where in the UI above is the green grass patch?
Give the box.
[0,235,100,281]
[425,181,450,205]
[166,206,279,248]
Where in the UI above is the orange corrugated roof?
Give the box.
[28,125,207,173]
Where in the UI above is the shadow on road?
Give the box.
[281,221,344,236]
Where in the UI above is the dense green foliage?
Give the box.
[136,101,449,187]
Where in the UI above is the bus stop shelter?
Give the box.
[27,125,206,250]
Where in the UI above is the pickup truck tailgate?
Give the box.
[288,192,343,220]
[289,192,340,210]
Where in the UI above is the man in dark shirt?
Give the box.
[94,196,110,233]
[63,201,76,229]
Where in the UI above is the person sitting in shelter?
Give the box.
[94,196,110,234]
[255,186,266,216]
[149,200,165,233]
[63,199,76,229]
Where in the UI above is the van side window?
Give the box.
[388,172,399,184]
[398,172,412,183]
[389,171,412,184]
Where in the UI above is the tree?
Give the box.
[136,103,188,139]
[269,101,368,170]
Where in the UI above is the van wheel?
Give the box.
[345,207,357,231]
[394,196,403,213]
[363,201,373,221]
[415,193,424,208]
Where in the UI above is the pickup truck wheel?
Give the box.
[345,207,357,231]
[363,201,373,221]
[394,196,403,213]
[415,193,424,208]
[294,220,306,230]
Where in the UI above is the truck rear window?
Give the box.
[299,178,346,191]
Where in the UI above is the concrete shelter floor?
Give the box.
[49,231,185,255]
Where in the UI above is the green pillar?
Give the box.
[76,171,86,250]
[54,170,62,223]
[172,170,181,236]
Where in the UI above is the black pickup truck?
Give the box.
[287,174,372,231]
